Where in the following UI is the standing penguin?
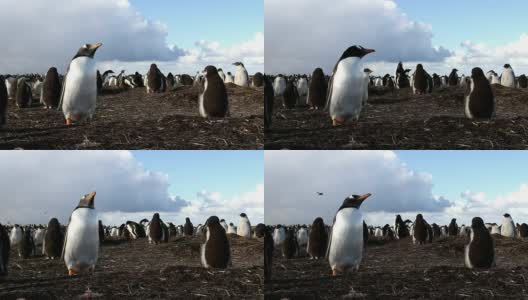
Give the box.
[518,75,528,88]
[0,76,7,126]
[519,223,528,238]
[327,193,372,276]
[282,228,298,259]
[362,68,373,105]
[254,223,267,239]
[199,65,229,118]
[60,43,102,125]
[184,217,194,236]
[217,69,226,82]
[16,78,33,108]
[448,218,458,236]
[500,64,515,88]
[264,76,274,131]
[227,223,237,234]
[233,62,249,87]
[42,67,62,109]
[413,64,428,95]
[44,218,63,259]
[63,191,99,276]
[327,46,375,126]
[146,64,164,94]
[201,216,231,269]
[308,68,328,109]
[19,227,35,259]
[253,72,264,87]
[465,217,495,269]
[395,214,409,239]
[148,213,163,244]
[273,225,286,248]
[264,227,274,282]
[413,214,428,245]
[237,213,251,238]
[282,79,299,109]
[273,75,286,96]
[307,217,328,259]
[220,219,229,232]
[448,69,459,86]
[500,213,515,237]
[465,67,495,120]
[0,223,9,276]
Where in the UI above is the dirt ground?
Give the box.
[0,235,263,299]
[265,235,528,299]
[0,84,263,150]
[266,85,528,149]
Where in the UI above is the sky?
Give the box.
[0,151,264,227]
[0,0,263,75]
[265,0,528,76]
[265,150,528,228]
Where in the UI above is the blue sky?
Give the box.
[130,0,263,49]
[395,0,527,49]
[132,150,263,201]
[396,151,528,201]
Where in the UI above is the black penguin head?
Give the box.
[471,217,485,229]
[74,43,103,59]
[451,218,457,223]
[185,217,190,223]
[395,214,403,222]
[240,213,247,218]
[229,222,234,226]
[340,193,372,210]
[504,213,511,218]
[416,64,424,70]
[416,214,423,221]
[471,67,485,79]
[504,64,511,69]
[233,62,245,67]
[78,191,96,208]
[206,216,220,227]
[340,46,375,60]
[48,218,59,227]
[152,213,160,220]
[364,68,373,73]
[203,65,219,78]
[149,64,158,71]
[452,69,458,73]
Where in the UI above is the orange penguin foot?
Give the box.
[68,268,78,276]
[332,268,338,277]
[66,118,73,125]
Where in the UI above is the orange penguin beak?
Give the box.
[357,193,372,201]
[90,43,103,50]
[364,48,375,54]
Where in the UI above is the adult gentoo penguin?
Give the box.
[184,217,194,236]
[237,213,251,238]
[233,62,249,87]
[327,45,375,126]
[308,217,328,259]
[327,193,372,276]
[465,217,495,269]
[42,67,62,109]
[199,65,229,118]
[0,76,7,126]
[413,214,428,245]
[201,216,231,269]
[448,69,458,86]
[465,67,495,120]
[308,68,328,109]
[63,191,99,276]
[59,43,102,125]
[148,213,163,244]
[448,218,458,236]
[0,223,10,276]
[500,64,515,88]
[500,213,515,237]
[44,218,63,259]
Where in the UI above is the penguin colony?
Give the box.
[264,193,528,281]
[0,43,263,127]
[0,192,262,277]
[265,44,528,130]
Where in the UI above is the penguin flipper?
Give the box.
[324,63,339,111]
[325,216,336,260]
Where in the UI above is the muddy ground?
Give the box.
[0,84,263,150]
[266,85,528,149]
[265,235,528,299]
[0,235,263,299]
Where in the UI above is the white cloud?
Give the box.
[264,0,451,74]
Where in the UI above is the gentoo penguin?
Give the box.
[201,216,231,269]
[465,217,495,269]
[63,191,99,276]
[448,69,459,86]
[432,223,442,239]
[254,223,266,239]
[253,72,264,87]
[296,75,309,106]
[273,224,286,248]
[217,69,226,82]
[233,62,249,87]
[227,223,237,234]
[264,76,274,131]
[500,64,515,88]
[264,227,274,282]
[518,74,528,88]
[491,72,501,85]
[10,225,22,248]
[282,228,298,259]
[237,213,251,238]
[491,224,501,235]
[296,225,309,256]
[199,65,229,118]
[465,67,495,120]
[327,193,372,276]
[42,67,62,109]
[127,221,145,239]
[146,64,164,94]
[5,76,17,100]
[148,213,163,244]
[273,75,286,97]
[308,217,327,259]
[448,218,458,236]
[166,73,175,88]
[16,78,33,108]
[413,64,428,95]
[44,218,63,259]
[184,217,194,236]
[362,68,373,105]
[500,213,515,237]
[308,68,328,109]
[432,73,442,88]
[395,214,409,239]
[19,227,35,259]
[327,46,375,126]
[220,219,229,232]
[60,43,102,125]
[283,79,299,109]
[0,223,9,276]
[519,223,528,238]
[225,72,235,84]
[0,76,7,125]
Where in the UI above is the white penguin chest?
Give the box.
[329,58,365,119]
[329,208,364,269]
[237,218,251,237]
[62,57,97,117]
[64,208,99,268]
